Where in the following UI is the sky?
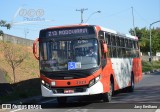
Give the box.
[0,0,160,40]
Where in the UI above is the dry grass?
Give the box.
[0,41,39,83]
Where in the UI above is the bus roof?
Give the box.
[46,24,89,30]
[100,26,138,40]
[42,24,138,40]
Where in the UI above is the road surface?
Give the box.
[1,72,160,112]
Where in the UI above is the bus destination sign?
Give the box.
[46,28,89,37]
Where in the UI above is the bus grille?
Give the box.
[51,86,87,94]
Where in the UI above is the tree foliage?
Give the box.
[129,27,160,55]
[0,20,11,36]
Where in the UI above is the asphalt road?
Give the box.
[2,72,160,112]
[37,72,160,109]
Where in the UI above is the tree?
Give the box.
[0,20,11,36]
[129,27,160,55]
[3,43,28,83]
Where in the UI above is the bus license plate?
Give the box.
[64,89,74,94]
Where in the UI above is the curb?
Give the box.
[142,69,160,75]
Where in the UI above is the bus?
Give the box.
[33,24,142,104]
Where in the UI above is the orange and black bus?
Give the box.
[33,24,142,104]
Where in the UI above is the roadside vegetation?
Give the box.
[0,41,40,103]
[130,27,160,73]
[142,61,160,72]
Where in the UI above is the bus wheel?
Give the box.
[57,97,67,105]
[103,80,114,102]
[127,74,134,92]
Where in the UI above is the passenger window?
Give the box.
[111,34,116,46]
[108,46,112,57]
[117,48,122,58]
[125,39,128,47]
[105,33,110,45]
[98,31,105,40]
[112,47,117,58]
[120,38,125,47]
[107,33,111,45]
[117,36,120,46]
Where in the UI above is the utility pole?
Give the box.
[76,8,88,23]
[149,20,160,62]
[131,7,136,36]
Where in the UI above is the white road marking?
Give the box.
[155,109,160,112]
[10,109,22,112]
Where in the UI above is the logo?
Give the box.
[19,8,45,21]
[2,104,11,109]
[68,62,81,70]
[68,62,76,70]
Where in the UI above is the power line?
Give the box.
[133,8,149,24]
[104,7,131,18]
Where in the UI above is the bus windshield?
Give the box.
[40,39,99,72]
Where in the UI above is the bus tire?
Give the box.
[103,80,114,102]
[57,97,67,105]
[127,73,134,92]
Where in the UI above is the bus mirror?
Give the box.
[103,43,108,53]
[33,38,39,60]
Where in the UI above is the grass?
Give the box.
[4,72,12,83]
[0,41,39,83]
[142,61,160,72]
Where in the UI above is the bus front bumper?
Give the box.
[41,81,104,97]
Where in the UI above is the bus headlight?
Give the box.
[41,80,45,84]
[41,80,50,89]
[89,79,95,87]
[89,75,101,87]
[95,75,100,82]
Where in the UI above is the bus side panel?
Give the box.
[132,58,142,84]
[138,58,142,81]
[111,58,133,90]
[100,58,120,93]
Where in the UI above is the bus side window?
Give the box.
[117,36,120,46]
[117,47,122,58]
[108,46,112,58]
[106,33,111,45]
[98,31,105,40]
[120,38,125,47]
[125,39,128,48]
[122,48,126,58]
[112,47,117,58]
[111,34,116,46]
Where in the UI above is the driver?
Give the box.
[86,47,97,56]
